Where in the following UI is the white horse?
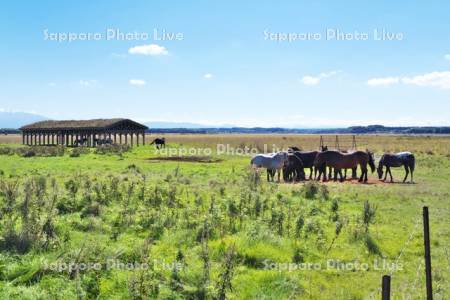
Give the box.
[251,152,289,182]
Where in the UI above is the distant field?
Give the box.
[3,133,450,155]
[0,134,449,299]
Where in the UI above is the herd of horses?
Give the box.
[74,137,113,147]
[251,146,415,184]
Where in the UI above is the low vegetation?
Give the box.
[0,134,448,299]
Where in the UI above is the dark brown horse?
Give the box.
[314,150,375,183]
[282,154,305,182]
[377,152,415,183]
[150,137,166,149]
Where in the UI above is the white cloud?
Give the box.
[129,79,146,86]
[79,80,97,87]
[301,76,320,86]
[128,44,168,56]
[402,71,450,89]
[203,73,213,79]
[301,70,339,86]
[445,54,450,61]
[367,77,400,87]
[367,71,450,89]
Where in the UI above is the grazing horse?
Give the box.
[283,154,305,182]
[251,152,289,182]
[314,150,375,183]
[291,151,319,180]
[95,138,113,145]
[74,138,88,147]
[324,149,357,180]
[377,152,415,183]
[150,137,166,149]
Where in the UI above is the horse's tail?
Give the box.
[410,154,415,171]
[368,152,376,173]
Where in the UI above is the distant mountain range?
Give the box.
[144,121,224,129]
[0,111,47,129]
[0,112,449,134]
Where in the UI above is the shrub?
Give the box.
[364,233,382,255]
[319,184,329,200]
[70,147,89,157]
[0,147,15,155]
[292,248,304,264]
[362,200,376,233]
[302,182,319,199]
[95,144,131,155]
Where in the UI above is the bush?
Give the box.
[95,144,131,155]
[364,234,382,255]
[0,147,15,155]
[302,182,319,199]
[70,147,89,157]
[18,146,65,157]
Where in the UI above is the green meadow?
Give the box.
[0,135,449,299]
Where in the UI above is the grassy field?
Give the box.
[0,134,449,299]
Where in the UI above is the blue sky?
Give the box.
[1,0,450,127]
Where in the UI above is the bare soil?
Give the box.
[147,156,223,163]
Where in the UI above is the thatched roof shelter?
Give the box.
[20,118,148,147]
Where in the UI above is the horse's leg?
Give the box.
[277,169,281,182]
[352,167,357,179]
[343,169,347,180]
[383,167,388,181]
[388,167,393,182]
[267,170,270,182]
[403,165,409,183]
[339,169,344,182]
[359,165,366,182]
[309,167,313,180]
[328,167,332,179]
[410,165,414,183]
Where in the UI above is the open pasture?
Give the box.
[0,134,449,299]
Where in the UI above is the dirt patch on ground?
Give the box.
[280,177,416,185]
[147,156,223,163]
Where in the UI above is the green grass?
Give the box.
[0,137,449,299]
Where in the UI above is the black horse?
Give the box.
[74,138,88,146]
[282,154,305,182]
[290,151,319,180]
[94,138,113,145]
[150,137,166,149]
[377,152,415,183]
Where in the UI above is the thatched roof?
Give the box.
[20,118,148,131]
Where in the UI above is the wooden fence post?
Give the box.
[382,275,391,300]
[423,206,433,300]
